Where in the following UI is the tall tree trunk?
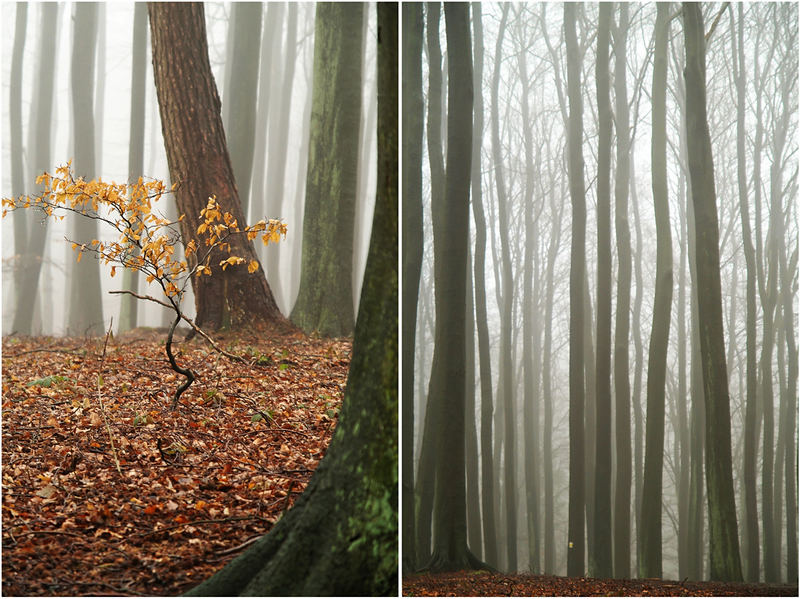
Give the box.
[427,2,482,572]
[565,2,586,578]
[683,3,743,582]
[640,4,672,579]
[591,2,613,580]
[516,13,540,572]
[401,0,424,573]
[68,2,105,336]
[265,3,300,309]
[612,2,632,579]
[731,3,760,582]
[542,179,563,575]
[119,3,148,333]
[9,3,28,317]
[290,3,363,337]
[186,7,397,592]
[415,1,446,565]
[470,1,498,568]
[490,3,516,572]
[465,244,482,557]
[224,2,262,216]
[148,2,285,331]
[250,3,281,230]
[630,139,645,576]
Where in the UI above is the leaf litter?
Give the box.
[2,325,350,596]
[403,571,798,597]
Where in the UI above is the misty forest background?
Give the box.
[404,1,797,585]
[1,2,378,336]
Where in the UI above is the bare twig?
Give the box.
[98,319,122,476]
[108,290,245,363]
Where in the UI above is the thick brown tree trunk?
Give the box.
[148,2,284,331]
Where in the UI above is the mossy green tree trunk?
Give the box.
[185,5,397,594]
[682,3,743,582]
[290,3,364,337]
[148,2,284,332]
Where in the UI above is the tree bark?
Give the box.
[732,2,760,582]
[470,1,498,569]
[9,3,27,317]
[148,2,285,332]
[591,2,613,580]
[186,5,397,594]
[612,1,632,579]
[68,1,105,336]
[426,2,482,573]
[490,3,516,572]
[290,3,363,337]
[639,3,672,579]
[683,3,743,582]
[401,0,423,573]
[565,2,586,578]
[223,2,262,216]
[119,3,148,333]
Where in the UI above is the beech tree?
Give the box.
[683,2,743,582]
[290,3,364,337]
[565,2,586,578]
[148,2,284,331]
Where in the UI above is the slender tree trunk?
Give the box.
[516,14,540,572]
[9,3,28,316]
[490,4,516,572]
[542,182,563,575]
[119,3,148,333]
[612,2,632,579]
[415,1,446,566]
[465,244,482,557]
[224,2,262,216]
[565,2,586,577]
[401,0,424,574]
[68,2,105,337]
[683,3,743,582]
[640,4,672,579]
[470,1,498,568]
[265,3,299,309]
[591,2,613,580]
[730,3,760,582]
[148,2,285,331]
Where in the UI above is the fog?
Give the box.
[406,2,797,584]
[1,2,377,336]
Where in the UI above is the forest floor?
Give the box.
[403,570,799,596]
[1,325,351,596]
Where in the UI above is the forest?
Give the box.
[403,0,798,592]
[2,2,397,595]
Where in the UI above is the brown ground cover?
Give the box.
[2,325,350,595]
[404,570,798,597]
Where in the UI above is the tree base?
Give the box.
[425,547,494,574]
